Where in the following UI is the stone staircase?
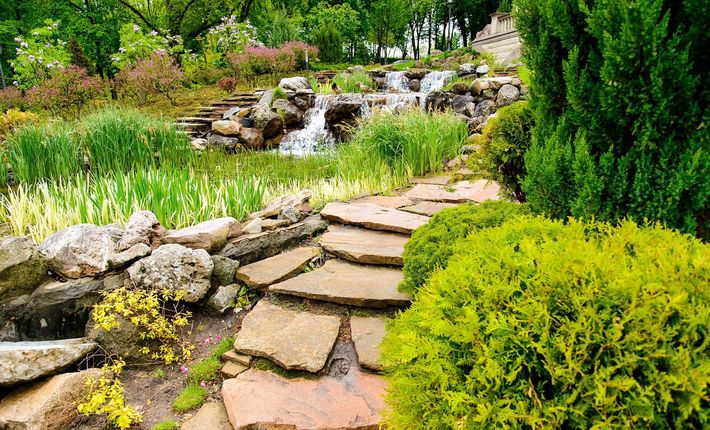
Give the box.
[174,92,260,137]
[216,176,501,429]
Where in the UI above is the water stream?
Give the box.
[278,95,336,155]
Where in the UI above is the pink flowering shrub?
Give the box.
[281,41,319,70]
[116,52,187,105]
[26,65,102,118]
[217,76,239,93]
[227,41,317,85]
[0,87,28,112]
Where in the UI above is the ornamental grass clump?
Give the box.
[382,217,710,429]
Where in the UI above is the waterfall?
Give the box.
[384,72,410,92]
[363,93,423,114]
[278,95,335,155]
[419,71,457,93]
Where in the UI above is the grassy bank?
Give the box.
[1,107,465,242]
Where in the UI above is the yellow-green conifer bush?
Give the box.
[383,217,709,429]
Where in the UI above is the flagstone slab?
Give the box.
[235,247,320,290]
[320,225,407,266]
[409,175,452,185]
[222,368,386,430]
[269,259,410,308]
[400,201,459,217]
[320,202,429,234]
[351,195,414,209]
[350,316,386,371]
[233,300,340,373]
[405,180,501,203]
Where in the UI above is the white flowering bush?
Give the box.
[205,16,257,58]
[111,24,185,70]
[11,20,70,89]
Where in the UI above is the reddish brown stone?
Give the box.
[222,369,386,429]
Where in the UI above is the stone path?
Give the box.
[220,175,502,429]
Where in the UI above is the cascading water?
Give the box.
[363,93,423,114]
[278,95,335,155]
[419,71,457,93]
[384,72,410,92]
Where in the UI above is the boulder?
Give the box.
[258,90,274,106]
[291,95,312,111]
[482,88,497,100]
[191,138,207,151]
[0,236,47,302]
[211,255,239,287]
[404,68,427,80]
[238,127,264,149]
[470,78,490,95]
[278,77,311,93]
[452,94,476,115]
[38,224,147,279]
[127,244,213,302]
[449,81,471,94]
[496,83,521,107]
[162,217,237,253]
[0,338,97,386]
[409,79,421,92]
[249,190,313,220]
[476,64,490,75]
[324,94,364,123]
[425,89,451,112]
[85,314,151,361]
[350,65,366,74]
[250,104,283,139]
[458,63,477,75]
[0,369,103,430]
[208,134,241,151]
[205,284,240,316]
[212,119,242,137]
[117,211,165,251]
[474,99,497,117]
[273,99,304,128]
[242,218,262,235]
[487,76,513,89]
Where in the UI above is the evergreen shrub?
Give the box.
[469,100,534,200]
[312,24,343,64]
[383,217,710,429]
[514,0,710,239]
[400,201,530,295]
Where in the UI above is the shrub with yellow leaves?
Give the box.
[77,359,142,430]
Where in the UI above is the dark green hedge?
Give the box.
[400,201,530,296]
[383,217,710,429]
[515,0,709,239]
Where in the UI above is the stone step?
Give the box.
[221,361,249,378]
[400,201,458,217]
[222,368,386,430]
[174,122,210,129]
[222,350,252,366]
[320,225,407,266]
[350,316,386,371]
[351,195,414,209]
[235,246,321,290]
[269,259,410,308]
[233,299,340,373]
[176,116,212,123]
[404,179,501,203]
[320,202,429,235]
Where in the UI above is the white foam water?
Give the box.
[419,71,457,93]
[384,71,410,92]
[278,94,336,155]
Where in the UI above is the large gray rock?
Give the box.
[251,104,283,139]
[0,236,47,302]
[449,81,471,94]
[162,218,238,253]
[212,119,242,137]
[425,89,451,112]
[222,215,327,265]
[452,94,475,115]
[237,127,264,149]
[273,99,304,128]
[234,300,340,372]
[476,64,490,75]
[404,68,427,80]
[211,255,239,287]
[258,90,274,106]
[496,83,521,107]
[117,211,165,251]
[249,190,312,220]
[459,63,477,75]
[278,76,311,93]
[0,369,103,430]
[474,99,497,117]
[127,244,214,302]
[324,94,365,123]
[0,338,97,386]
[205,284,240,316]
[39,224,148,279]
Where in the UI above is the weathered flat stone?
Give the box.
[222,350,252,366]
[320,225,407,266]
[320,202,429,235]
[405,180,501,203]
[223,215,327,265]
[233,300,340,373]
[352,195,414,209]
[0,369,102,430]
[350,316,386,371]
[0,338,97,386]
[236,247,320,290]
[400,201,458,217]
[0,236,48,303]
[162,217,239,253]
[269,260,410,308]
[182,402,233,430]
[409,175,452,185]
[222,368,386,430]
[222,361,249,378]
[39,224,123,279]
